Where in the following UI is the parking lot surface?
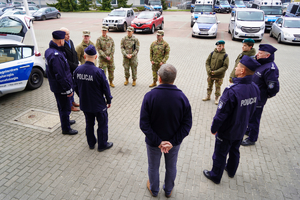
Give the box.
[0,12,299,200]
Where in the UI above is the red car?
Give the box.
[131,11,164,34]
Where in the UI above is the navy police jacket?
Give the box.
[45,41,73,95]
[73,61,112,113]
[140,84,192,147]
[254,54,280,106]
[211,76,260,141]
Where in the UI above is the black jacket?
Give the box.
[64,40,79,74]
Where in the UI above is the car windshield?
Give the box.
[219,0,229,5]
[137,12,154,19]
[197,17,216,23]
[194,5,213,12]
[283,19,300,28]
[109,10,126,17]
[235,0,245,5]
[260,6,282,15]
[36,8,47,13]
[237,11,264,21]
[149,1,161,5]
[0,17,23,34]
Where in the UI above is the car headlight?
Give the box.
[131,21,134,24]
[236,23,242,29]
[210,26,216,32]
[283,32,292,37]
[260,25,265,30]
[145,21,152,24]
[118,20,123,23]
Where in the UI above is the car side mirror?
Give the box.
[282,11,286,16]
[278,24,282,27]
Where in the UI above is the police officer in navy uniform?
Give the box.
[73,45,113,151]
[242,44,280,146]
[203,55,261,184]
[45,30,78,135]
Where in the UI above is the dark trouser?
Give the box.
[247,106,264,142]
[83,111,108,149]
[210,136,242,183]
[146,144,180,196]
[54,93,71,132]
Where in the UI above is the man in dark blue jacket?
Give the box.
[140,64,192,198]
[203,56,261,184]
[73,45,113,152]
[45,30,78,135]
[242,44,280,146]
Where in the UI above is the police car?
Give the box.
[0,15,45,97]
[192,14,219,38]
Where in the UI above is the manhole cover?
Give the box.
[8,109,61,133]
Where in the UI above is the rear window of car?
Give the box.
[0,17,23,34]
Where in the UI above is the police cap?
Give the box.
[215,40,225,45]
[242,38,255,43]
[240,55,261,72]
[52,30,65,39]
[259,44,277,54]
[84,45,97,56]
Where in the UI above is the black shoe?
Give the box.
[241,138,255,146]
[62,129,78,135]
[245,131,249,136]
[98,142,113,152]
[224,167,234,178]
[69,120,76,125]
[89,145,95,150]
[203,170,220,184]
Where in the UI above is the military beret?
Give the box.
[259,44,277,54]
[52,30,65,39]
[242,38,255,43]
[240,55,261,72]
[157,30,164,36]
[102,25,108,31]
[127,26,134,32]
[83,30,90,36]
[215,40,225,45]
[84,45,96,56]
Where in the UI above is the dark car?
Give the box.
[32,7,61,21]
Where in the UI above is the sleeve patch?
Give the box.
[218,100,225,109]
[268,81,275,89]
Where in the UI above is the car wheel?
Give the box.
[160,22,164,30]
[123,22,127,32]
[26,68,44,90]
[56,13,61,19]
[231,30,235,40]
[191,21,194,28]
[277,33,282,43]
[151,25,155,34]
[228,25,231,33]
[42,15,46,21]
[269,30,273,37]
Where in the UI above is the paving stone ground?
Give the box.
[0,12,299,200]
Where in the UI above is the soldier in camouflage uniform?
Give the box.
[96,25,115,88]
[203,40,229,105]
[121,26,140,86]
[229,38,256,83]
[76,30,96,65]
[149,30,170,87]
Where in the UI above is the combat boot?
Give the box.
[109,80,115,88]
[215,96,219,105]
[124,78,129,86]
[149,81,157,87]
[202,95,211,101]
[132,80,136,86]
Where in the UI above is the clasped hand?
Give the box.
[158,141,173,153]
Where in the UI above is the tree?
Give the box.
[117,0,133,8]
[101,0,112,10]
[47,0,78,12]
[78,0,91,11]
[161,0,168,10]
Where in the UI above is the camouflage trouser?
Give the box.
[99,62,115,81]
[152,64,161,82]
[207,77,223,97]
[123,57,138,80]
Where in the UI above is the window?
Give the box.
[0,17,23,35]
[140,0,145,4]
[0,46,33,64]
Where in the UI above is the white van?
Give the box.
[0,15,45,97]
[228,8,265,41]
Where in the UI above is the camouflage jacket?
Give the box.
[229,48,256,80]
[76,40,96,65]
[150,39,170,64]
[96,35,115,64]
[205,48,229,79]
[121,35,140,58]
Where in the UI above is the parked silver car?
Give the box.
[102,8,135,32]
[270,17,300,44]
[32,7,61,21]
[15,6,39,16]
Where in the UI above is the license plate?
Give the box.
[199,31,208,35]
[245,34,255,37]
[294,38,300,41]
[136,29,143,32]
